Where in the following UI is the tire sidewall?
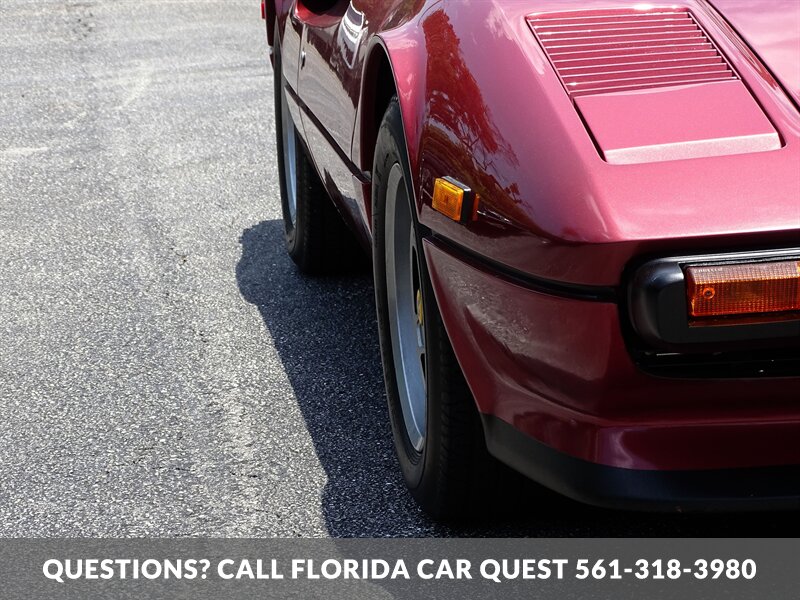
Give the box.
[373,100,443,496]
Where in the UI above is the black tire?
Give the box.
[372,98,501,520]
[273,24,362,274]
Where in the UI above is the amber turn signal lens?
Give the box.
[686,260,800,320]
[432,177,477,223]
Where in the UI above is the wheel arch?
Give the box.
[265,0,292,48]
[266,0,277,46]
[356,32,428,223]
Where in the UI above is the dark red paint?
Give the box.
[266,1,800,479]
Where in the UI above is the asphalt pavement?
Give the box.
[0,0,793,537]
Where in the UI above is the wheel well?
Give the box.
[361,47,398,179]
[266,1,277,47]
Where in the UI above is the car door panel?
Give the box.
[292,1,373,241]
[277,11,305,144]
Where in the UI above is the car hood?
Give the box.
[709,0,800,106]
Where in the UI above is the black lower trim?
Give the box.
[633,345,800,379]
[429,235,618,302]
[482,414,800,512]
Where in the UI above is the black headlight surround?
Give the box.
[628,248,800,352]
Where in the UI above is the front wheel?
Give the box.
[372,98,501,520]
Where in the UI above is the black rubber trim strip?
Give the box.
[428,233,618,302]
[482,414,800,512]
[284,83,371,184]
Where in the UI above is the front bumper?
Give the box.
[483,414,800,511]
[423,237,800,501]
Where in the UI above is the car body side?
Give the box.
[266,0,800,508]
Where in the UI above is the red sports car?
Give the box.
[262,0,800,517]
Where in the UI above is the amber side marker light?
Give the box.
[432,177,478,223]
[686,260,800,322]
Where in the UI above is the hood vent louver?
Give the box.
[529,9,738,97]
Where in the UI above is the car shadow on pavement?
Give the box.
[237,219,444,537]
[237,220,795,537]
